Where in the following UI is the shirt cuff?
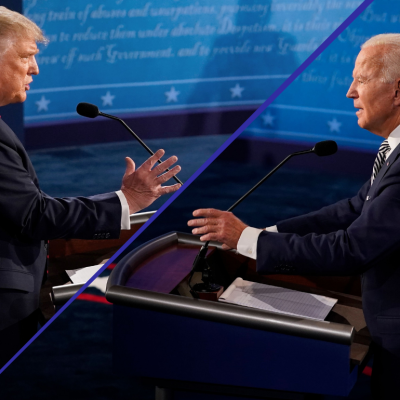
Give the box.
[115,190,130,230]
[237,227,264,260]
[265,225,278,233]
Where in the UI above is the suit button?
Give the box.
[106,233,110,239]
[93,234,98,239]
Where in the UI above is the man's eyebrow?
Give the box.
[352,73,369,80]
[18,48,39,56]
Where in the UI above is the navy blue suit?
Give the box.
[0,118,121,336]
[256,145,400,397]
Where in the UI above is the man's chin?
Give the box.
[356,117,367,130]
[12,93,27,104]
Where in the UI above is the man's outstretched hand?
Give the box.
[188,208,248,250]
[121,149,181,214]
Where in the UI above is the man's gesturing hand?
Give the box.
[121,149,181,214]
[188,208,248,250]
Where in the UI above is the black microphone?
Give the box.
[76,102,183,185]
[76,102,99,118]
[313,140,337,157]
[189,140,338,294]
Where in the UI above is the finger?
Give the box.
[124,157,135,175]
[199,233,220,242]
[187,218,218,227]
[143,149,165,170]
[188,218,205,227]
[155,165,181,184]
[157,183,182,196]
[221,244,232,250]
[192,208,222,218]
[152,155,178,176]
[191,225,216,235]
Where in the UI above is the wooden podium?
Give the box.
[106,231,372,400]
[44,211,155,318]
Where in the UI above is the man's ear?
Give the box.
[395,79,400,105]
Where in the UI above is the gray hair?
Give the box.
[0,6,47,54]
[362,34,400,84]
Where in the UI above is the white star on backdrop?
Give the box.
[165,86,180,103]
[262,112,275,126]
[101,91,115,106]
[35,95,50,112]
[327,118,342,132]
[230,83,244,98]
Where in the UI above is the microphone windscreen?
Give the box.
[313,140,338,156]
[76,103,99,118]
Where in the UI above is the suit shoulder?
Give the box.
[0,119,23,149]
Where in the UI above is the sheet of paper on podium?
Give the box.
[66,264,104,284]
[66,263,109,293]
[219,278,337,321]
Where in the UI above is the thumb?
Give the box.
[124,157,135,175]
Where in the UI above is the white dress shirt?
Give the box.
[116,190,131,229]
[385,124,400,159]
[237,126,400,260]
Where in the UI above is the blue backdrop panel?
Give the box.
[23,0,360,126]
[244,0,395,152]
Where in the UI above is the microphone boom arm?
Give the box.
[227,149,312,213]
[100,111,183,185]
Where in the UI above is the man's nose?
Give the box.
[29,56,39,75]
[346,81,357,98]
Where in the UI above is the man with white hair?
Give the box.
[189,33,400,397]
[0,7,181,367]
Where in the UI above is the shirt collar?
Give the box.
[386,125,400,158]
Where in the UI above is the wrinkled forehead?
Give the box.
[353,47,385,77]
[14,36,38,53]
[0,33,37,57]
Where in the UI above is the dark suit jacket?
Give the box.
[0,119,121,331]
[256,143,400,395]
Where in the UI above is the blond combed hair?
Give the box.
[362,34,400,84]
[0,6,47,49]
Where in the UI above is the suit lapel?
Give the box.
[371,143,400,190]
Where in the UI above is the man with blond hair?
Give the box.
[189,33,400,397]
[0,6,181,367]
